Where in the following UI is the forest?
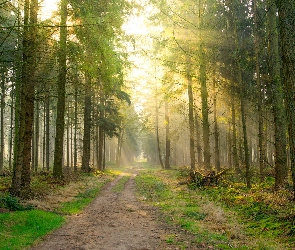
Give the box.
[0,0,295,248]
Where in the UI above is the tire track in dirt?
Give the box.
[31,173,203,250]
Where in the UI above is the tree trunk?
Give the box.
[195,113,202,167]
[53,0,67,178]
[275,0,295,196]
[200,43,211,170]
[0,67,5,173]
[267,0,287,188]
[231,96,240,174]
[213,73,221,172]
[116,128,124,167]
[74,85,78,172]
[8,85,14,171]
[81,77,91,173]
[253,0,266,183]
[11,0,38,196]
[98,92,105,171]
[240,87,251,188]
[186,58,195,171]
[11,0,24,195]
[165,100,171,169]
[155,95,164,169]
[34,95,40,172]
[45,92,50,172]
[66,102,70,169]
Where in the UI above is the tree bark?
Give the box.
[275,0,295,195]
[195,113,202,166]
[98,91,105,171]
[0,67,5,173]
[267,0,287,188]
[213,72,221,172]
[200,42,211,170]
[81,76,91,173]
[74,84,78,172]
[155,95,164,169]
[165,100,171,169]
[186,57,196,171]
[253,0,266,183]
[53,0,67,178]
[45,92,50,172]
[231,96,240,174]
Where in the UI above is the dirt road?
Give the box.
[31,172,203,250]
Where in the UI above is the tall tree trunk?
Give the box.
[231,96,240,174]
[8,85,14,170]
[42,104,45,170]
[81,77,91,173]
[186,58,195,171]
[66,102,70,169]
[213,73,221,172]
[155,95,164,169]
[34,95,40,172]
[227,124,233,169]
[95,123,99,168]
[275,0,295,196]
[200,43,211,170]
[253,0,266,183]
[116,128,124,167]
[11,1,23,195]
[98,92,105,171]
[53,0,67,178]
[0,68,5,172]
[165,100,171,169]
[240,86,251,188]
[11,0,38,196]
[195,113,202,167]
[45,92,50,172]
[21,0,38,192]
[74,86,78,172]
[267,0,287,188]
[103,131,106,170]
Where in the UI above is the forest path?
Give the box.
[31,167,201,250]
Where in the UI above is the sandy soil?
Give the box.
[31,172,205,250]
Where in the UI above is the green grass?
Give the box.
[111,176,130,193]
[135,169,291,249]
[198,183,295,246]
[0,210,64,250]
[58,181,107,215]
[0,169,115,249]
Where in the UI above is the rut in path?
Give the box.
[31,173,198,250]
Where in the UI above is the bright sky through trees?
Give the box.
[40,0,59,20]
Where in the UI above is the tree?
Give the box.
[11,0,38,196]
[275,0,295,195]
[53,0,68,178]
[267,0,287,188]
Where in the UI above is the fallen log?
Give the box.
[178,168,229,187]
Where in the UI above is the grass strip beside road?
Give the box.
[0,210,64,250]
[0,171,116,250]
[135,169,289,250]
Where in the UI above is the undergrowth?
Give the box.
[0,169,116,249]
[136,168,292,249]
[198,179,295,246]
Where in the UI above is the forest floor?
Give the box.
[30,168,205,250]
[27,164,293,250]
